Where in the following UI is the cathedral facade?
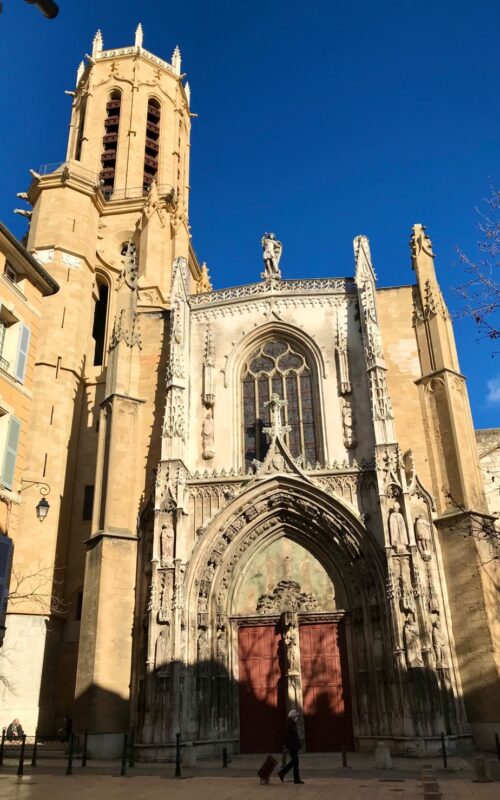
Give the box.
[2,27,499,757]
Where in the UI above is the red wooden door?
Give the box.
[299,622,354,752]
[238,625,286,753]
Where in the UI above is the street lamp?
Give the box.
[35,497,50,522]
[24,1,59,19]
[19,480,51,522]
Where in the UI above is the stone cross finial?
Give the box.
[263,393,291,441]
[92,30,103,58]
[172,45,181,75]
[135,23,144,48]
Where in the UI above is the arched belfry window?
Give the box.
[99,90,121,199]
[242,339,319,469]
[143,98,160,193]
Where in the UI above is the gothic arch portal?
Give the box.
[180,474,398,749]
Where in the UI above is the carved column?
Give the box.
[281,612,304,729]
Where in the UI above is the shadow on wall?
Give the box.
[70,654,354,758]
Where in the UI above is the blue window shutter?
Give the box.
[1,417,21,490]
[15,324,30,383]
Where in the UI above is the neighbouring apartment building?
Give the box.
[0,221,58,645]
[1,26,498,757]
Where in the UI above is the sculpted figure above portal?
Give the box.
[261,232,283,280]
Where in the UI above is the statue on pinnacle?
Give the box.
[261,232,282,281]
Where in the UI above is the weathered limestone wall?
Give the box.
[188,290,373,477]
[476,428,500,519]
[376,285,433,488]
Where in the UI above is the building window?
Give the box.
[0,313,30,385]
[92,277,108,367]
[75,591,83,621]
[143,98,160,194]
[242,339,319,469]
[3,262,18,284]
[74,95,88,161]
[0,414,21,491]
[99,90,121,199]
[82,485,94,521]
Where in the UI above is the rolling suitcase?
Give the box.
[257,754,278,784]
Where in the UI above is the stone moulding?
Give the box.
[188,276,356,308]
[96,47,176,76]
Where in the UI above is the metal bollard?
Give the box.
[81,731,88,767]
[222,746,228,768]
[128,729,135,768]
[31,729,38,767]
[0,727,5,767]
[17,734,26,776]
[282,746,287,768]
[174,732,181,778]
[440,733,447,769]
[342,745,348,768]
[66,734,74,775]
[495,733,500,762]
[120,733,128,777]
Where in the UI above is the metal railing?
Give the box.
[37,161,99,184]
[35,164,175,204]
[0,356,12,375]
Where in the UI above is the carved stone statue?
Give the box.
[403,615,423,668]
[432,619,449,668]
[284,624,300,673]
[342,399,356,449]
[160,524,175,564]
[197,628,210,662]
[389,502,408,552]
[155,626,170,671]
[216,627,228,664]
[415,516,433,561]
[261,232,282,280]
[263,393,290,441]
[202,407,215,460]
[198,592,208,613]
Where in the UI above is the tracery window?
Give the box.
[242,339,319,468]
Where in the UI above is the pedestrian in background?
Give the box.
[6,718,24,741]
[278,709,304,784]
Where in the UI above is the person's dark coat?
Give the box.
[284,718,301,752]
[6,721,24,741]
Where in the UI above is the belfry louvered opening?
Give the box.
[99,90,121,199]
[143,98,160,193]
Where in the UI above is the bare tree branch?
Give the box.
[454,188,500,350]
[443,489,499,567]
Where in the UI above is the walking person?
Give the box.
[278,709,304,784]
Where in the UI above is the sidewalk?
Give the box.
[0,753,498,800]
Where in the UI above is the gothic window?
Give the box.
[242,339,319,468]
[92,276,109,366]
[99,90,121,199]
[74,95,87,161]
[143,98,160,193]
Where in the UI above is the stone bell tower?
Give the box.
[8,25,204,736]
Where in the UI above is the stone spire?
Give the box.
[76,60,85,85]
[172,45,181,75]
[135,22,144,48]
[184,81,191,106]
[92,29,103,58]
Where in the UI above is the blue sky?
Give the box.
[1,0,499,429]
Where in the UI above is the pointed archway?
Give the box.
[181,473,393,751]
